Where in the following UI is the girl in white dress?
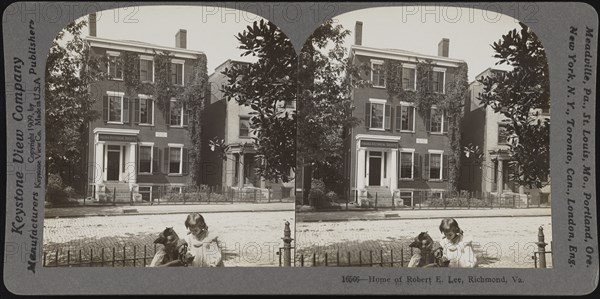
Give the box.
[182,213,224,267]
[439,218,477,268]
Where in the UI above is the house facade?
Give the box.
[461,68,551,204]
[201,59,295,200]
[85,14,205,202]
[345,22,467,207]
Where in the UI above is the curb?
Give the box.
[45,208,295,219]
[297,213,552,223]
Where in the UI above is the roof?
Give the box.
[351,45,466,67]
[86,36,204,59]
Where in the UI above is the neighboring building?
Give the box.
[201,59,295,200]
[84,14,205,202]
[461,67,551,204]
[344,21,467,207]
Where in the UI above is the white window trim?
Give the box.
[138,97,155,126]
[428,151,443,181]
[169,98,185,127]
[402,64,417,91]
[432,67,446,94]
[399,149,415,180]
[139,56,155,83]
[107,51,123,81]
[107,94,124,124]
[429,106,445,134]
[239,116,252,138]
[371,59,385,88]
[171,59,185,86]
[167,145,184,175]
[399,104,416,132]
[369,98,386,131]
[138,143,154,174]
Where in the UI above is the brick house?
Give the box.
[461,68,551,204]
[84,14,205,202]
[201,59,295,200]
[344,21,467,207]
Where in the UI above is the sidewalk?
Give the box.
[45,202,295,218]
[296,207,551,222]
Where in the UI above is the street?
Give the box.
[43,211,295,267]
[295,216,552,268]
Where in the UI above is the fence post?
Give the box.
[391,192,395,210]
[130,189,133,206]
[282,221,293,267]
[113,187,116,206]
[527,193,530,208]
[536,226,548,268]
[375,193,378,211]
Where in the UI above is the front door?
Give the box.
[106,148,120,181]
[368,152,382,186]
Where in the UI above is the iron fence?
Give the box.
[44,244,160,267]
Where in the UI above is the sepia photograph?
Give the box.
[294,6,552,268]
[42,5,296,267]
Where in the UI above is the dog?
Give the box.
[152,227,190,267]
[407,232,449,268]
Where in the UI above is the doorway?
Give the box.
[106,145,121,181]
[368,151,382,186]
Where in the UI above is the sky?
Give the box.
[77,5,521,81]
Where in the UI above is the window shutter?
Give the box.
[164,147,169,174]
[103,95,109,122]
[385,104,391,130]
[182,148,189,174]
[395,106,402,131]
[183,105,189,127]
[443,111,449,133]
[123,97,130,124]
[413,153,420,179]
[424,153,430,180]
[153,147,160,174]
[134,99,140,124]
[443,154,449,180]
[425,109,431,132]
[365,102,371,129]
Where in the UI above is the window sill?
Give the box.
[368,128,385,131]
[398,130,415,133]
[168,174,183,177]
[428,179,443,182]
[107,121,124,125]
[139,123,154,127]
[111,78,124,81]
[429,132,445,135]
[169,125,185,128]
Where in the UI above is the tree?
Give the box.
[221,20,297,183]
[45,19,107,194]
[477,22,550,188]
[297,20,365,202]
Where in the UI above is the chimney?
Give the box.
[176,29,187,49]
[438,38,449,57]
[88,13,97,37]
[354,21,363,46]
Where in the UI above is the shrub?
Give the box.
[46,173,67,203]
[325,191,339,202]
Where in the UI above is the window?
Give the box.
[402,67,416,90]
[239,117,251,137]
[171,62,184,85]
[370,102,385,129]
[498,123,509,144]
[430,107,444,133]
[169,100,187,127]
[398,104,415,131]
[371,61,385,87]
[400,152,414,179]
[169,147,182,174]
[429,153,442,180]
[430,191,443,200]
[432,71,444,93]
[108,95,123,122]
[140,59,154,82]
[171,186,182,194]
[139,186,152,202]
[139,98,153,125]
[108,54,123,80]
[139,146,152,173]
